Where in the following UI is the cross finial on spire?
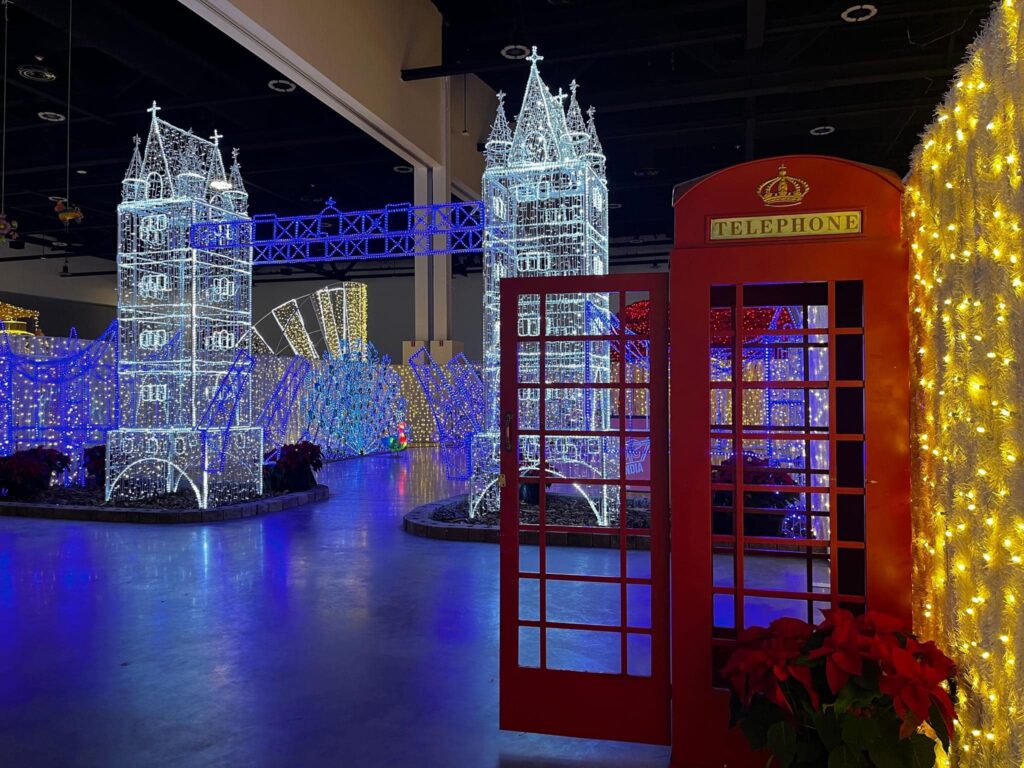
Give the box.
[496,90,506,106]
[132,134,141,147]
[210,129,223,145]
[231,147,240,163]
[526,46,543,65]
[587,105,596,119]
[147,101,161,118]
[570,79,578,95]
[554,87,567,104]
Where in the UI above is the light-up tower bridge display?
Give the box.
[191,48,616,521]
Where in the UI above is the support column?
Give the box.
[402,158,464,366]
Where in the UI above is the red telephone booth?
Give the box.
[669,156,911,766]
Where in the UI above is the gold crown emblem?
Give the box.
[757,164,809,207]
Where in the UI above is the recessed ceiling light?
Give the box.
[17,64,55,82]
[47,196,66,203]
[393,164,414,174]
[268,79,296,93]
[75,169,87,175]
[841,4,877,23]
[633,167,659,178]
[810,125,836,136]
[38,111,65,122]
[501,44,531,60]
[608,202,623,210]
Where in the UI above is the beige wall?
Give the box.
[181,0,490,196]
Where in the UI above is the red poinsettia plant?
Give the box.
[0,447,71,499]
[263,441,323,492]
[723,609,955,767]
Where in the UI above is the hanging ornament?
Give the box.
[54,198,83,224]
[0,211,17,244]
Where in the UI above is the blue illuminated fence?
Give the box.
[190,198,485,264]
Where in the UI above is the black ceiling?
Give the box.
[0,0,991,280]
[422,0,989,246]
[2,0,412,280]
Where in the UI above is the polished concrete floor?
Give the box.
[0,449,672,768]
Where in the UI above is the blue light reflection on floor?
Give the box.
[0,449,670,768]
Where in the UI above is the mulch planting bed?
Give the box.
[403,493,652,549]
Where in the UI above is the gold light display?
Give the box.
[0,301,40,335]
[313,283,367,357]
[906,2,1024,763]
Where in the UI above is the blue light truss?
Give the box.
[190,198,485,265]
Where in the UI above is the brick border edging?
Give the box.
[403,494,651,549]
[0,485,330,524]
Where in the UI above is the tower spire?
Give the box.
[585,105,606,177]
[565,79,588,156]
[485,91,512,167]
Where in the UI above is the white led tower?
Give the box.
[469,49,615,520]
[105,103,262,508]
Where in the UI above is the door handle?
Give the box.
[503,411,513,452]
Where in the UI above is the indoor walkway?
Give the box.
[0,448,671,768]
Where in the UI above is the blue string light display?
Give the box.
[303,341,406,460]
[709,304,831,540]
[0,321,118,482]
[408,347,483,481]
[256,355,312,451]
[583,300,652,478]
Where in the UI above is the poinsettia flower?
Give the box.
[878,641,956,738]
[808,609,872,694]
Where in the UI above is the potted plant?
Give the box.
[0,447,71,499]
[723,609,955,767]
[264,441,323,492]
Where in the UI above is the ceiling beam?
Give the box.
[746,0,766,51]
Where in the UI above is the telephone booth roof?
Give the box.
[671,154,903,250]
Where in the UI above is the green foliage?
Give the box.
[722,611,955,768]
[767,721,797,767]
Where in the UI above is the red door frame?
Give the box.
[498,272,671,745]
[668,156,911,767]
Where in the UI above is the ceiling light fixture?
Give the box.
[392,164,414,174]
[267,79,296,93]
[75,168,87,175]
[17,64,55,82]
[840,4,877,23]
[38,111,65,122]
[608,202,623,210]
[501,44,531,60]
[810,125,836,136]
[52,241,68,248]
[209,179,232,190]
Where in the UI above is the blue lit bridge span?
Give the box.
[189,198,485,264]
